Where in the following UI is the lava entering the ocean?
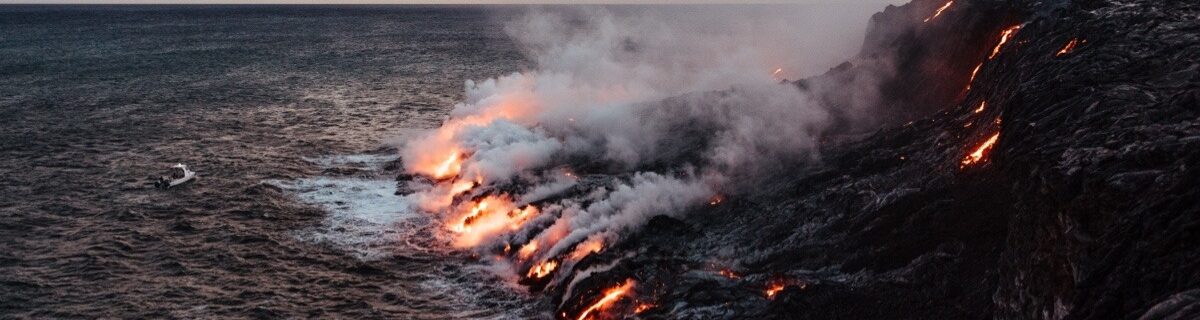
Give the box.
[527,259,558,279]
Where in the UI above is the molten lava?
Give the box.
[568,237,605,261]
[765,283,787,299]
[974,100,987,113]
[923,1,954,23]
[966,63,983,91]
[518,240,539,260]
[771,67,783,78]
[764,279,807,299]
[717,268,741,279]
[508,205,539,230]
[527,260,558,279]
[1056,38,1080,57]
[451,199,490,233]
[633,303,654,314]
[576,279,635,320]
[447,195,533,248]
[989,25,1022,60]
[433,152,462,179]
[961,132,1001,168]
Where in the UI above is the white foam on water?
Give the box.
[278,154,546,318]
[277,176,422,260]
[274,153,426,260]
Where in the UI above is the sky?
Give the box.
[0,0,908,5]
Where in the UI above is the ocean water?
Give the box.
[0,5,544,318]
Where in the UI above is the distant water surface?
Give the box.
[0,5,542,319]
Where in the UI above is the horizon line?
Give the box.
[0,0,866,5]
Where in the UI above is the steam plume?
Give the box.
[395,3,898,286]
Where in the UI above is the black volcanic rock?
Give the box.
[550,0,1200,319]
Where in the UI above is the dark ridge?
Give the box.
[548,0,1200,319]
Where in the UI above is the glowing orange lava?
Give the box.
[633,303,654,314]
[974,101,987,113]
[764,279,807,299]
[508,205,539,230]
[518,240,539,260]
[961,132,1001,168]
[1056,38,1080,57]
[576,279,635,320]
[771,68,783,78]
[966,63,983,91]
[923,1,954,23]
[433,152,461,179]
[765,283,787,299]
[447,195,534,248]
[718,268,741,279]
[451,199,490,233]
[527,260,558,279]
[568,237,605,261]
[989,25,1022,60]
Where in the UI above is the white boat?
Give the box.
[155,163,196,189]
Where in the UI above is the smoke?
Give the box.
[395,3,900,285]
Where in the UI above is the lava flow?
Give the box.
[448,195,540,248]
[765,283,786,299]
[575,280,636,320]
[527,260,558,279]
[989,25,1022,60]
[1056,38,1081,57]
[965,63,983,91]
[961,132,1000,168]
[974,100,987,113]
[923,1,953,23]
[567,237,605,261]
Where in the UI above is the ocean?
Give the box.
[0,5,544,318]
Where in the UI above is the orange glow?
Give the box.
[765,283,787,299]
[518,240,539,260]
[576,279,635,320]
[708,194,724,206]
[966,63,983,91]
[961,132,1001,167]
[718,268,741,279]
[771,68,783,78]
[451,199,490,233]
[450,180,475,196]
[633,303,654,314]
[989,25,1022,60]
[447,195,531,248]
[923,1,954,23]
[508,205,540,230]
[1056,38,1079,57]
[764,279,807,299]
[568,237,605,261]
[527,260,558,279]
[433,153,461,179]
[974,101,987,113]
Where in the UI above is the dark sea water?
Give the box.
[0,5,542,318]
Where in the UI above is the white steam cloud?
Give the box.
[396,3,899,285]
